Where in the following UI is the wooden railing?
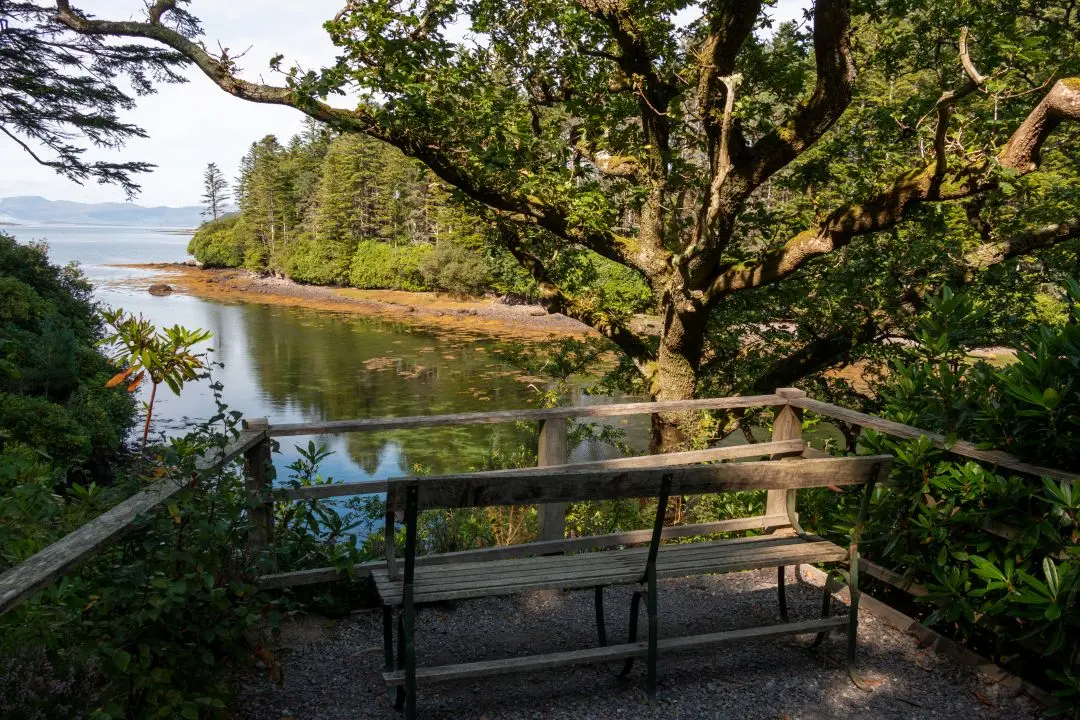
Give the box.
[0,427,267,614]
[1,388,1074,617]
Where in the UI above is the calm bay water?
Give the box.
[8,225,647,486]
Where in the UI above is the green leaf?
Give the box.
[113,649,131,672]
[1043,557,1060,598]
[969,556,1007,582]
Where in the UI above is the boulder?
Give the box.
[147,283,173,296]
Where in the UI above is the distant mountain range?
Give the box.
[0,196,215,228]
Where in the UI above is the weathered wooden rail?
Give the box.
[0,427,267,614]
[1,388,1074,620]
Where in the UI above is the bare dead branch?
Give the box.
[959,27,987,85]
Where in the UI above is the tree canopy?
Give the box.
[56,0,1080,445]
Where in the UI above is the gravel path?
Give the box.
[235,568,1041,719]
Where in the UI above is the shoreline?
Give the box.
[110,263,598,340]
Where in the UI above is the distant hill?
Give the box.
[0,196,213,228]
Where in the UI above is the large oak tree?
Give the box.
[55,0,1080,447]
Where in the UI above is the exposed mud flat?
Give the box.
[110,263,596,341]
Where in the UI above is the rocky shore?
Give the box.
[113,263,602,340]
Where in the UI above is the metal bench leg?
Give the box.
[777,565,789,622]
[383,606,400,709]
[619,589,645,677]
[643,476,669,708]
[594,586,607,647]
[402,484,420,719]
[847,474,879,690]
[646,562,659,708]
[393,612,406,712]
[808,570,835,650]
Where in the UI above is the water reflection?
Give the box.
[7,225,647,489]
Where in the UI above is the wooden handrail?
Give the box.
[3,391,1075,615]
[0,428,266,616]
[789,397,1076,482]
[267,394,784,437]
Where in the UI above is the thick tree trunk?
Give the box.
[648,304,707,453]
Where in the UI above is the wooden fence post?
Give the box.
[536,418,568,542]
[768,389,806,518]
[242,418,274,569]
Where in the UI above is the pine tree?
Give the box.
[236,136,296,272]
[200,163,229,220]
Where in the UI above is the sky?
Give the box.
[1,0,807,208]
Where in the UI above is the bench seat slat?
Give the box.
[382,616,848,685]
[397,530,802,581]
[373,534,846,605]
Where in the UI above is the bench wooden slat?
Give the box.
[276,440,806,503]
[373,535,845,604]
[397,532,803,582]
[269,394,785,437]
[387,541,829,596]
[254,514,791,589]
[382,616,848,685]
[387,455,893,510]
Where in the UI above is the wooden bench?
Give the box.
[374,448,892,718]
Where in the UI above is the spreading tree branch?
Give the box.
[54,0,648,276]
[747,216,1080,392]
[497,225,655,365]
[962,217,1080,275]
[728,0,855,196]
[684,0,854,290]
[747,316,883,394]
[708,78,1080,299]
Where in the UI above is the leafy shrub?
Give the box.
[803,280,1080,710]
[0,393,92,469]
[419,242,489,296]
[285,233,353,285]
[0,383,372,719]
[348,240,432,291]
[188,214,245,268]
[0,235,134,477]
[484,244,538,301]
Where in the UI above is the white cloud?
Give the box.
[1,0,810,208]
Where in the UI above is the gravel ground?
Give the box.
[234,568,1042,720]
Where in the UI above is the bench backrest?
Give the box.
[386,455,893,511]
